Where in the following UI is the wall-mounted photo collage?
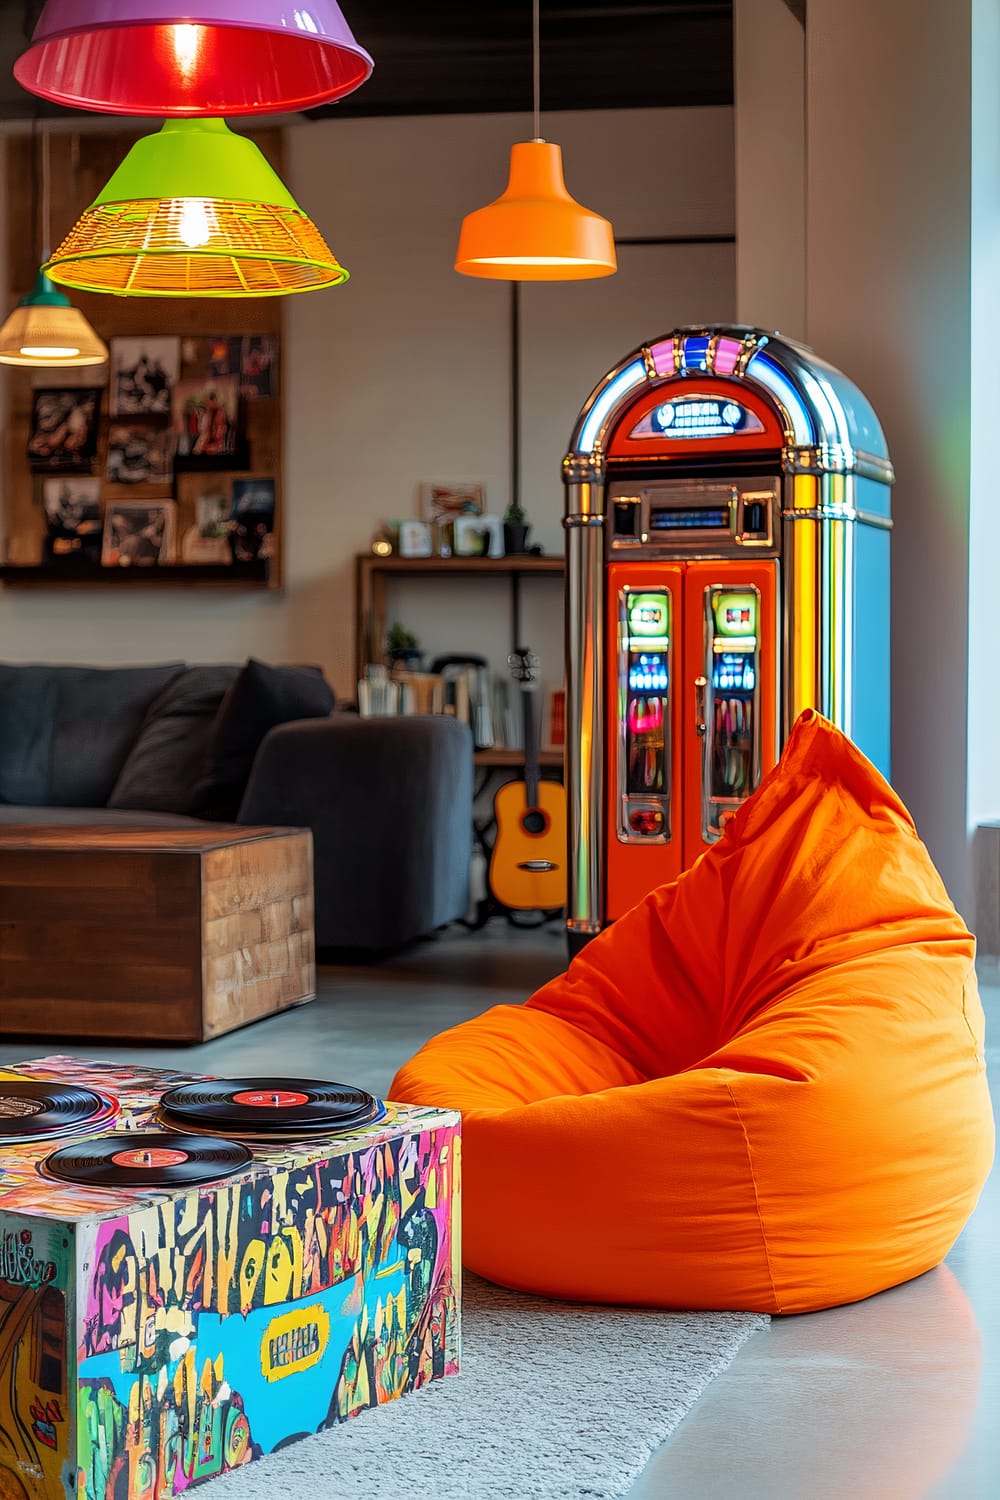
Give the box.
[27,332,280,569]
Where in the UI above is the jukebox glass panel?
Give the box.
[703,587,762,838]
[618,589,671,842]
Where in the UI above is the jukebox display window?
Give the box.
[618,589,671,841]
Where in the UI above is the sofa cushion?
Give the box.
[0,663,183,807]
[0,669,57,804]
[107,665,240,814]
[191,658,334,821]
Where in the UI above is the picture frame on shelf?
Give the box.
[172,374,240,467]
[106,421,175,486]
[27,387,102,473]
[228,476,276,562]
[101,499,176,567]
[180,488,232,564]
[419,481,485,524]
[453,514,505,558]
[41,477,102,565]
[398,519,433,558]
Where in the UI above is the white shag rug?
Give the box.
[215,1273,767,1500]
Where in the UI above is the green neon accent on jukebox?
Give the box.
[628,592,670,647]
[714,592,757,638]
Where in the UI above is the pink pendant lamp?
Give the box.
[14,0,374,116]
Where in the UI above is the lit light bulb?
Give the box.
[171,24,202,83]
[177,198,214,249]
[21,345,80,358]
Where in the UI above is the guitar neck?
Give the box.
[522,684,540,808]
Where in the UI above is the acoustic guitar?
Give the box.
[489,650,567,912]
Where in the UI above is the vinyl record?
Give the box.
[0,1081,117,1141]
[158,1077,385,1135]
[43,1132,253,1188]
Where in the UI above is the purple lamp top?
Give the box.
[14,0,374,117]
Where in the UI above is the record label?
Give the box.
[111,1147,189,1170]
[0,1095,44,1118]
[232,1090,311,1109]
[44,1132,253,1188]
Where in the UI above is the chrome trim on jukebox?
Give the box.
[564,483,605,932]
[782,505,893,530]
[782,447,895,484]
[563,451,606,487]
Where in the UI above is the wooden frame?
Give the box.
[1,128,285,591]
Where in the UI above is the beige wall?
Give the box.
[0,106,735,701]
[733,0,806,340]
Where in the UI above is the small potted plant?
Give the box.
[503,501,531,555]
[386,621,423,668]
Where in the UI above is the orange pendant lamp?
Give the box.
[455,0,616,282]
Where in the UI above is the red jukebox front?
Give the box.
[562,326,894,949]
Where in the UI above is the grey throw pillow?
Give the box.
[107,665,240,814]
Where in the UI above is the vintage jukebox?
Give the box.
[562,325,893,950]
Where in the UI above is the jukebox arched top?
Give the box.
[564,325,894,500]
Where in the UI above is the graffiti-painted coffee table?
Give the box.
[0,1056,461,1499]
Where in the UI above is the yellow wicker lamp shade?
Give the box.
[0,271,108,366]
[44,119,347,299]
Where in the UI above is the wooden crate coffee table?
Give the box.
[0,824,315,1042]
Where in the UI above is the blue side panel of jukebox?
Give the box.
[851,475,892,780]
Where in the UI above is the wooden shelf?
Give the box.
[0,562,273,589]
[355,551,565,685]
[359,554,564,576]
[474,748,564,768]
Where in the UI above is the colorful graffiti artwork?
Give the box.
[0,1219,70,1500]
[0,1058,461,1499]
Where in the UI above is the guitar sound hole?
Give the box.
[522,810,547,836]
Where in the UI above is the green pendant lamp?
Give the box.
[0,269,109,366]
[44,118,347,299]
[0,125,108,366]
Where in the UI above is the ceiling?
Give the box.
[0,1,733,122]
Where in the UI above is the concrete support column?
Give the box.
[733,0,806,341]
[737,0,976,913]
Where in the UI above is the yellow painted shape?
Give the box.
[260,1303,331,1383]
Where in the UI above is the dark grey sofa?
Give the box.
[0,661,473,952]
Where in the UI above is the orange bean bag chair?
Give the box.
[391,711,994,1313]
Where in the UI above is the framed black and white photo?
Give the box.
[101,500,176,567]
[106,422,175,486]
[453,514,505,558]
[41,476,102,564]
[110,336,180,417]
[27,387,101,473]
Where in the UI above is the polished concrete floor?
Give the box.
[5,922,997,1498]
